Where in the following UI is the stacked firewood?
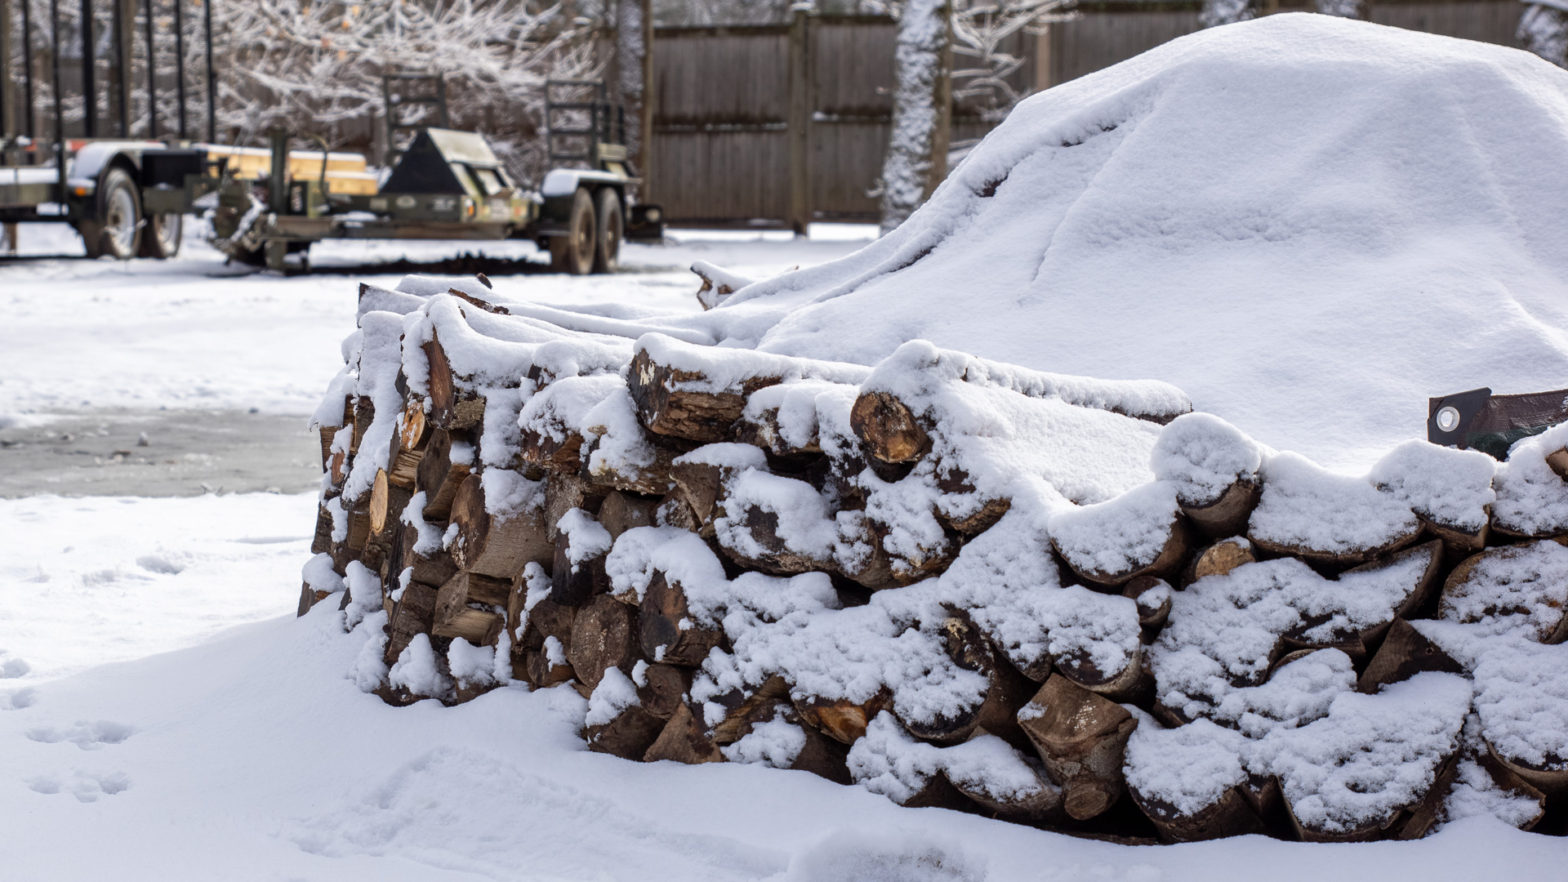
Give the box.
[302,278,1567,844]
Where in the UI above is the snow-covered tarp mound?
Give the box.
[302,274,1568,846]
[695,14,1568,471]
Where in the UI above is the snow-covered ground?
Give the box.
[2,221,1564,880]
[5,14,1568,878]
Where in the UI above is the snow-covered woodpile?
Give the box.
[302,277,1567,844]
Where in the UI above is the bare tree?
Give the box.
[951,0,1073,123]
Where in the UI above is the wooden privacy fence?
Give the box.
[648,1,1528,229]
[648,12,1019,230]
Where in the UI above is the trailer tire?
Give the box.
[138,213,183,260]
[594,188,623,274]
[78,167,142,260]
[549,188,597,275]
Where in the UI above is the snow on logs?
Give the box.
[303,280,1568,844]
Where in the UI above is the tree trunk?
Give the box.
[878,0,951,234]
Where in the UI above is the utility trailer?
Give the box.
[0,0,219,259]
[0,0,660,272]
[207,78,662,273]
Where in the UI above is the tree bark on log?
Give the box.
[643,702,724,764]
[1180,479,1261,539]
[639,572,723,666]
[1357,618,1464,693]
[551,527,610,608]
[899,610,993,744]
[386,398,429,489]
[585,704,665,758]
[384,581,439,665]
[416,429,473,522]
[628,347,751,443]
[423,331,486,431]
[1130,785,1265,843]
[1018,675,1138,822]
[450,474,553,579]
[568,595,640,691]
[637,663,694,721]
[850,390,930,464]
[599,491,661,539]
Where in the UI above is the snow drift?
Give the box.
[697,14,1568,470]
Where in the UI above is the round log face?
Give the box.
[850,391,930,463]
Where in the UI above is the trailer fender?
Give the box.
[538,169,625,232]
[67,141,162,193]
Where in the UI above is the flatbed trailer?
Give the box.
[0,0,660,272]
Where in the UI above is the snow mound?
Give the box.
[699,14,1568,470]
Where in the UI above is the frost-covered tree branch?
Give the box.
[1519,1,1568,67]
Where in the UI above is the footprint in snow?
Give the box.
[28,771,131,802]
[0,656,30,679]
[1,688,38,710]
[26,720,134,750]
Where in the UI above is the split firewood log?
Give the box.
[1183,537,1256,585]
[1050,486,1191,589]
[350,395,374,456]
[318,397,352,469]
[933,467,1011,536]
[667,445,767,539]
[1247,454,1423,568]
[542,473,598,541]
[416,428,473,522]
[384,581,439,666]
[385,397,430,489]
[423,330,486,431]
[627,336,869,444]
[344,495,372,552]
[637,663,694,721]
[1124,717,1264,842]
[717,698,853,783]
[794,691,891,745]
[1017,675,1137,821]
[310,504,334,556]
[297,584,332,616]
[1180,478,1261,539]
[391,520,458,589]
[598,491,661,539]
[432,571,509,646]
[709,676,793,744]
[1357,618,1464,693]
[628,347,750,443]
[585,704,665,759]
[449,474,553,579]
[568,595,640,691]
[897,610,994,744]
[850,391,930,465]
[639,572,724,666]
[1438,541,1568,644]
[369,469,413,544]
[525,644,576,689]
[974,654,1043,754]
[1282,540,1444,662]
[643,702,725,764]
[1123,576,1173,637]
[1132,782,1264,843]
[551,526,610,608]
[580,434,679,496]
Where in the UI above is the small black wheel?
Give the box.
[549,188,597,275]
[138,213,183,259]
[78,167,142,260]
[593,188,623,274]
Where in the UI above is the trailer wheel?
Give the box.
[594,189,623,274]
[79,168,142,260]
[138,213,183,260]
[549,188,597,275]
